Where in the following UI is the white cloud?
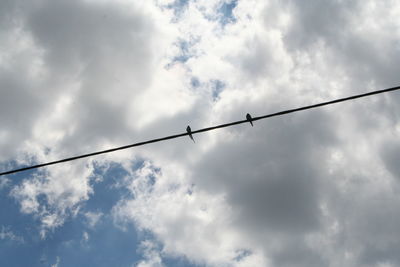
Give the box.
[2,0,182,236]
[2,0,400,266]
[51,256,61,267]
[82,231,89,243]
[11,161,94,237]
[84,211,103,228]
[113,161,268,266]
[0,226,24,243]
[113,1,400,266]
[0,177,10,190]
[135,240,164,267]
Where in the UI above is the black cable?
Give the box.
[1,85,400,176]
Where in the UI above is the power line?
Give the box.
[1,85,400,177]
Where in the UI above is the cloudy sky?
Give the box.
[1,0,400,266]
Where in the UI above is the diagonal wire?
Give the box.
[1,85,400,176]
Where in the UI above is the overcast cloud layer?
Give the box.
[1,0,400,266]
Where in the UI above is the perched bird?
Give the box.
[186,125,195,143]
[246,113,253,127]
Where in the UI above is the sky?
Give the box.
[1,0,400,266]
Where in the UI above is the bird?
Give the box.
[186,125,195,143]
[246,113,253,126]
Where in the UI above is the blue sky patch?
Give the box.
[165,0,190,18]
[0,161,198,266]
[211,79,226,101]
[172,39,197,64]
[218,0,238,25]
[191,77,200,88]
[0,158,203,267]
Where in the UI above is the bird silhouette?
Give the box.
[246,113,253,126]
[186,125,195,143]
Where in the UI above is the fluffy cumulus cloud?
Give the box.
[1,0,400,266]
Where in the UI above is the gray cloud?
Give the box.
[26,0,157,151]
[192,110,337,265]
[0,69,41,158]
[281,0,400,87]
[27,0,152,72]
[282,0,356,50]
[0,0,170,236]
[2,0,400,266]
[381,140,400,180]
[109,1,400,265]
[0,0,161,155]
[271,238,326,267]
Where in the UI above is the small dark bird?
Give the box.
[186,125,195,143]
[246,113,253,127]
